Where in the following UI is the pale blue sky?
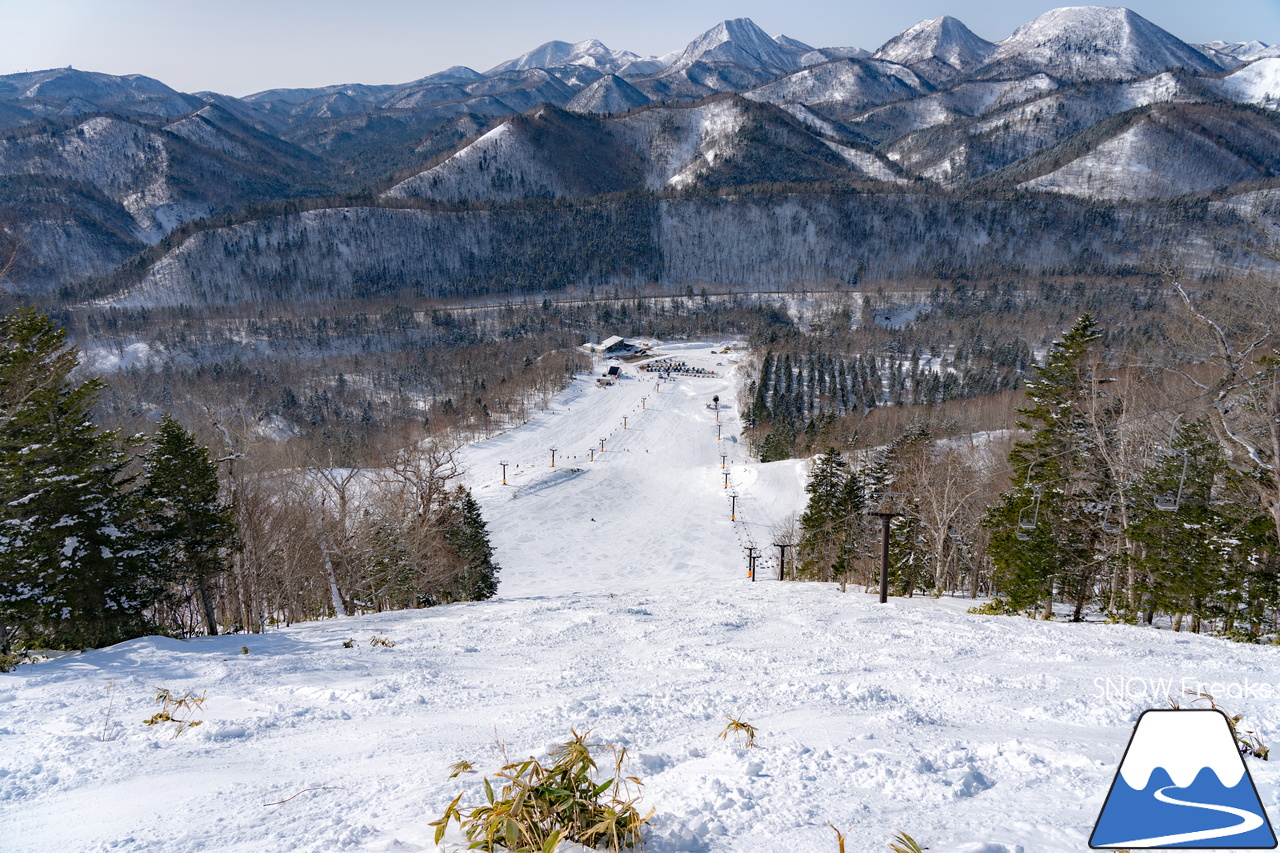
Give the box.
[2,0,1277,96]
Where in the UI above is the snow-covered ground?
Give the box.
[2,343,1278,853]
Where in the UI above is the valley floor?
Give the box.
[1,342,1277,852]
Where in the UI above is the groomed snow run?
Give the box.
[2,342,1277,852]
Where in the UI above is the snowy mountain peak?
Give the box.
[3,67,186,105]
[1200,40,1280,62]
[422,65,485,84]
[665,18,804,76]
[874,16,996,71]
[485,38,641,75]
[565,74,651,114]
[986,6,1219,80]
[775,34,815,52]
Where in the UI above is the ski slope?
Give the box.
[2,342,1278,853]
[458,342,806,594]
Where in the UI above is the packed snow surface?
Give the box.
[2,344,1278,852]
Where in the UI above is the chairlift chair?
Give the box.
[1100,492,1122,534]
[1016,487,1041,540]
[1154,417,1189,512]
[1154,453,1189,512]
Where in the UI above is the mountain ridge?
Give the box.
[2,7,1277,294]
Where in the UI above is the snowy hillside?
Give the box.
[3,344,1278,853]
[743,59,929,119]
[565,75,651,115]
[1015,105,1280,199]
[0,115,203,241]
[800,47,871,66]
[104,189,1229,308]
[0,68,203,121]
[382,110,645,204]
[382,99,893,204]
[1200,41,1280,63]
[1215,58,1280,109]
[885,76,1228,188]
[847,77,1059,146]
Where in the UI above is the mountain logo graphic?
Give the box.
[1091,709,1277,849]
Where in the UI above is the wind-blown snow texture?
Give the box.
[2,344,1278,852]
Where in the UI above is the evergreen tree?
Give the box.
[438,486,500,602]
[140,415,236,636]
[985,314,1109,619]
[0,308,156,650]
[359,510,422,610]
[797,449,865,581]
[752,352,774,423]
[759,417,796,463]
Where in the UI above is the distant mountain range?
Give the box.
[0,7,1277,297]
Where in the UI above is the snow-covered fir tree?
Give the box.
[0,308,156,650]
[985,314,1110,620]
